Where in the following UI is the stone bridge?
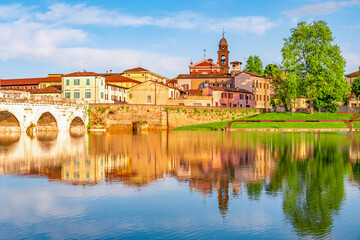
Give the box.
[0,91,89,133]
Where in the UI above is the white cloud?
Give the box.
[0,3,279,76]
[282,0,359,17]
[8,3,277,35]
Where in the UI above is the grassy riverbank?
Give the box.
[174,112,353,131]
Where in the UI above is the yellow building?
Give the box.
[122,67,169,84]
[38,74,63,89]
[129,81,180,105]
[105,74,141,88]
[345,66,360,107]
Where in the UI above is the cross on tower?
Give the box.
[203,48,206,57]
[222,28,225,37]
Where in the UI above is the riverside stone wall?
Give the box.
[89,104,260,131]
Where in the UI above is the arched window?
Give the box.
[221,55,226,65]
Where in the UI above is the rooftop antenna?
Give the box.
[203,49,206,60]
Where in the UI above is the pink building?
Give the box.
[203,86,253,107]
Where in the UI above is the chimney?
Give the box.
[110,70,112,74]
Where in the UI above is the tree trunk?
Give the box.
[285,92,294,115]
[309,99,314,114]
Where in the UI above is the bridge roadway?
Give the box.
[0,91,89,132]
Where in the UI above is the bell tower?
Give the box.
[217,30,229,74]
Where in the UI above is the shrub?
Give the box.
[194,108,201,114]
[165,107,170,112]
[126,107,129,112]
[183,109,187,113]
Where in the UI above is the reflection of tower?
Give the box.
[217,175,230,218]
[217,31,230,74]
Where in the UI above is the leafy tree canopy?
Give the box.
[281,20,350,113]
[245,55,264,75]
[352,76,360,99]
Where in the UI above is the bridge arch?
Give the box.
[69,116,86,136]
[0,110,21,132]
[37,112,58,132]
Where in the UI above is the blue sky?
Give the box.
[0,0,359,79]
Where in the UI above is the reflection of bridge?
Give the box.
[0,91,88,132]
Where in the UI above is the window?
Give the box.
[240,94,244,99]
[65,92,71,98]
[193,103,202,106]
[105,94,108,100]
[85,91,91,98]
[147,95,151,103]
[260,95,262,101]
[66,79,70,85]
[100,92,104,99]
[101,80,104,86]
[74,91,80,98]
[86,79,90,85]
[219,84,223,87]
[256,82,258,88]
[204,83,209,87]
[226,84,230,87]
[240,104,243,107]
[74,79,80,85]
[221,93,227,98]
[228,93,233,98]
[221,55,226,65]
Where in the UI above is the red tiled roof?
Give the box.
[30,86,61,94]
[185,89,202,95]
[62,71,99,77]
[124,67,148,72]
[105,74,141,84]
[177,74,232,79]
[241,71,263,77]
[106,83,129,89]
[0,76,61,86]
[167,78,177,84]
[345,69,360,78]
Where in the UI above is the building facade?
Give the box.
[234,72,271,108]
[177,74,233,90]
[62,71,106,104]
[345,66,360,107]
[122,67,168,84]
[202,86,253,107]
[129,81,180,105]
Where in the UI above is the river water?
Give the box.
[0,131,360,239]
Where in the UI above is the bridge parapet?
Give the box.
[0,92,89,133]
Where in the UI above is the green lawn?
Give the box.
[231,122,348,129]
[238,112,352,120]
[355,114,360,120]
[174,121,228,131]
[352,122,360,128]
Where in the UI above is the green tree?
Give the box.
[265,64,297,115]
[245,55,263,75]
[352,76,360,106]
[265,133,350,238]
[281,20,350,114]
